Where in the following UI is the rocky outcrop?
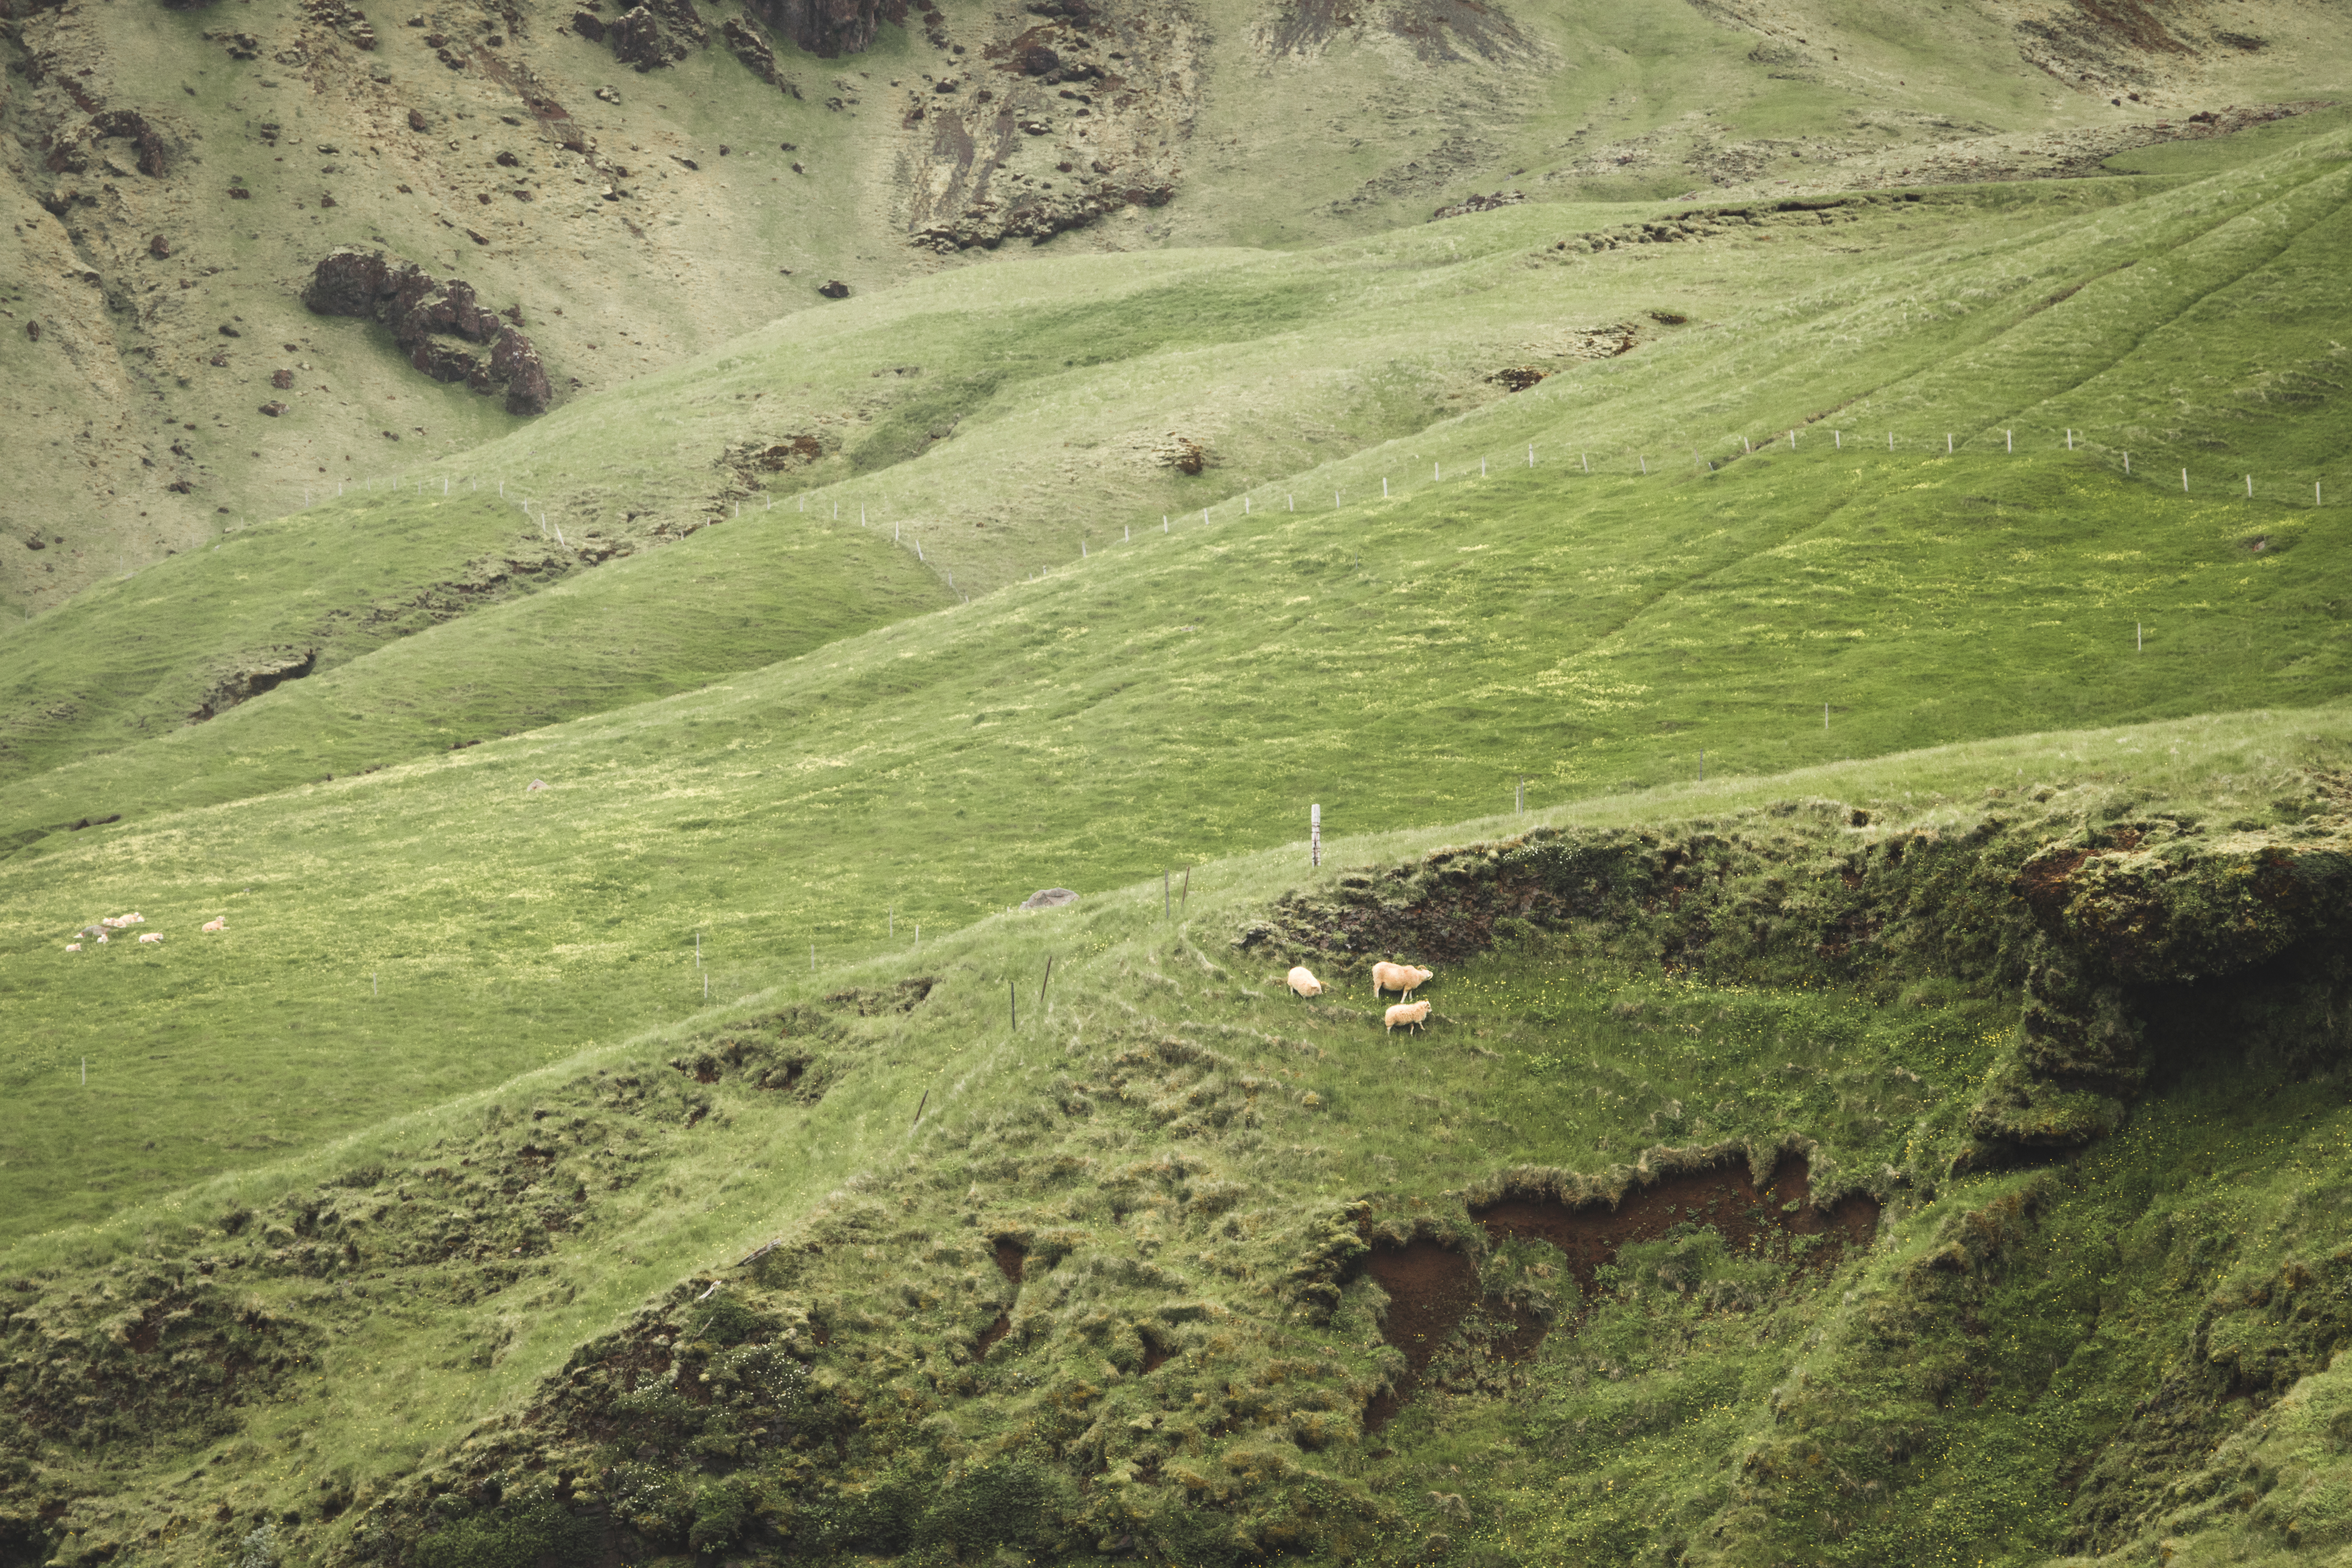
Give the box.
[605,0,707,71]
[41,107,173,178]
[87,109,169,176]
[720,15,801,93]
[898,4,1195,253]
[301,250,551,415]
[188,648,316,722]
[1431,189,1524,220]
[746,0,907,58]
[578,0,833,79]
[913,180,1173,252]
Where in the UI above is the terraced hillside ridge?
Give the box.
[3,0,2347,609]
[6,720,2352,1567]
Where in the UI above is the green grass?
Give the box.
[5,707,2349,1568]
[11,127,2346,817]
[3,127,2349,1243]
[3,438,2344,1240]
[3,93,2352,1568]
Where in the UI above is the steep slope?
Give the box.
[4,0,2346,611]
[3,712,2351,1567]
[5,131,2351,1239]
[8,116,2348,830]
[0,172,2145,801]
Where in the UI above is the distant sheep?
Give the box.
[101,912,144,929]
[201,917,226,933]
[138,932,163,943]
[1286,965,1323,998]
[527,779,548,792]
[1372,961,1432,999]
[1384,1000,1431,1034]
[64,942,81,952]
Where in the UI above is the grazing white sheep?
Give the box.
[64,942,81,952]
[1372,961,1433,999]
[94,933,109,945]
[1384,1000,1431,1033]
[138,932,163,944]
[527,779,548,792]
[1286,965,1323,998]
[101,913,144,929]
[201,917,227,933]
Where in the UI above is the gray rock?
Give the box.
[1020,888,1078,911]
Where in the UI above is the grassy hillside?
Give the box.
[4,126,2349,1244]
[4,709,2350,1568]
[8,112,2349,825]
[4,32,2352,1568]
[5,0,2348,609]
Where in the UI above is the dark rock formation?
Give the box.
[1432,190,1525,221]
[720,15,800,93]
[582,0,905,72]
[605,0,707,70]
[913,181,1172,252]
[190,648,316,721]
[301,249,551,415]
[746,0,907,58]
[88,109,170,176]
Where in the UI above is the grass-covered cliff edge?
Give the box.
[10,712,2352,1568]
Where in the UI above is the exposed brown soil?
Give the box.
[1474,1153,1879,1303]
[1367,1240,1481,1382]
[1359,1155,1876,1426]
[1360,1239,1544,1428]
[975,1239,1026,1357]
[2016,846,2097,926]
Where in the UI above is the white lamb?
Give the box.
[1286,965,1323,998]
[1384,1000,1431,1034]
[201,917,227,933]
[138,932,163,944]
[1372,961,1433,999]
[64,942,81,952]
